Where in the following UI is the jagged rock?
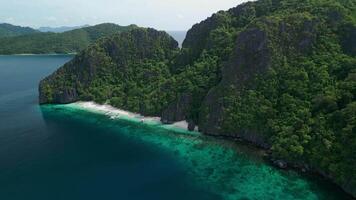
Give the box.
[161,93,192,124]
[199,27,270,138]
[341,24,356,56]
[273,160,288,169]
[235,130,271,149]
[53,88,78,104]
[187,120,196,131]
[39,28,178,106]
[298,20,317,51]
[39,82,78,104]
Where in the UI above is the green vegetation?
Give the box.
[40,28,179,116]
[39,0,356,197]
[0,23,38,38]
[0,23,137,54]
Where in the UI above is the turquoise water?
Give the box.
[0,55,352,200]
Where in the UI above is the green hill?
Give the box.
[0,23,38,38]
[39,0,356,197]
[0,23,137,54]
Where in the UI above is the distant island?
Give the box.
[38,25,90,33]
[0,23,39,38]
[0,23,186,54]
[0,23,138,55]
[39,0,355,198]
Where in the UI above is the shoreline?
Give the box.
[70,101,196,133]
[58,101,355,199]
[42,103,351,199]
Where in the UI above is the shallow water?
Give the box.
[0,55,352,200]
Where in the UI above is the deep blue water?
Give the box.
[0,55,353,200]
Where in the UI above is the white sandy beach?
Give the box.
[73,102,195,131]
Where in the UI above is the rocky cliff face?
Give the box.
[39,87,78,104]
[161,93,193,124]
[198,16,318,143]
[198,27,271,148]
[341,24,356,56]
[167,1,356,197]
[39,28,178,111]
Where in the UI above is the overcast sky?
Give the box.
[0,0,248,30]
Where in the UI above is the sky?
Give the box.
[0,0,248,31]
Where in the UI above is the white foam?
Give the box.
[172,121,188,130]
[73,101,161,124]
[71,101,199,132]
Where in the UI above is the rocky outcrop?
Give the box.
[341,24,356,56]
[39,87,78,104]
[272,160,288,169]
[187,120,196,131]
[161,93,192,124]
[221,28,270,86]
[198,17,320,148]
[39,28,178,106]
[199,28,270,137]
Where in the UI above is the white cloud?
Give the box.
[46,16,57,21]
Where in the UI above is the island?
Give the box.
[0,23,137,55]
[39,0,356,197]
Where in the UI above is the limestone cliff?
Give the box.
[39,28,178,117]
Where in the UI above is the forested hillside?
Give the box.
[0,23,38,38]
[0,23,137,54]
[39,0,356,197]
[39,28,179,115]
